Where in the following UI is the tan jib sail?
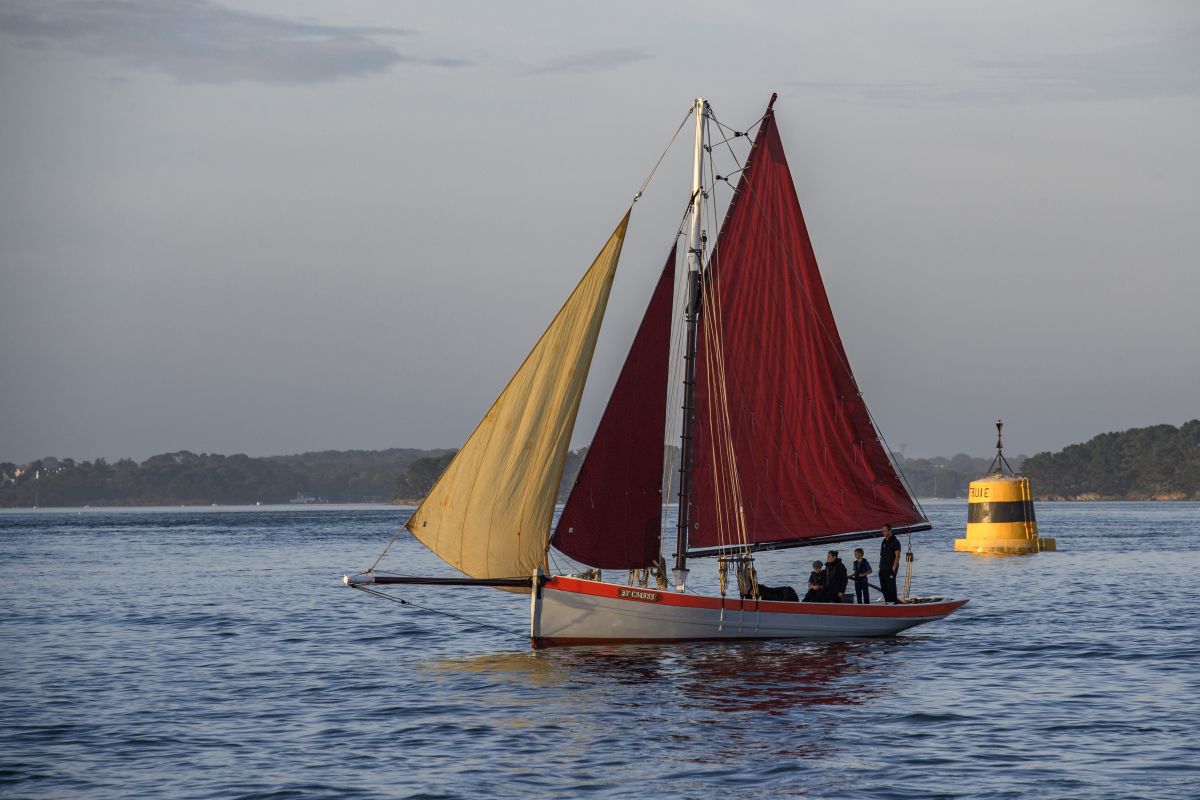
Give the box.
[405,211,631,581]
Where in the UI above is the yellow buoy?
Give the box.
[954,420,1056,555]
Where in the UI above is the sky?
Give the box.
[1,0,1198,465]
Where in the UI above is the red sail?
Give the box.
[688,109,923,551]
[552,248,676,568]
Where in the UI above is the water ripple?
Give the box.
[1,502,1198,798]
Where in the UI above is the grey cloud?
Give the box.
[0,0,470,84]
[522,47,649,76]
[786,79,940,106]
[976,28,1200,102]
[789,29,1200,105]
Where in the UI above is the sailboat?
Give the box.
[344,95,967,646]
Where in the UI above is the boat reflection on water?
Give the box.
[427,637,906,713]
[668,639,902,713]
[425,639,911,767]
[422,648,572,690]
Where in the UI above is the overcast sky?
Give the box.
[2,0,1198,465]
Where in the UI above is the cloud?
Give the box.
[0,0,471,84]
[788,29,1200,106]
[786,79,942,106]
[522,47,649,76]
[977,28,1200,102]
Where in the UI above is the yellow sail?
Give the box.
[405,211,631,581]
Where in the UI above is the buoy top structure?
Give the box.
[954,420,1056,555]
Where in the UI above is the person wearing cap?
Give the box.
[801,560,826,602]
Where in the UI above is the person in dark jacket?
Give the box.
[801,561,826,602]
[822,550,848,602]
[879,524,903,603]
[851,547,872,604]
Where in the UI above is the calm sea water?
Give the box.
[2,500,1197,799]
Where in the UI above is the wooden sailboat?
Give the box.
[345,95,967,646]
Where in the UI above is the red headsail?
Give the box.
[687,110,924,551]
[552,248,676,568]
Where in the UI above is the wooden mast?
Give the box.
[673,98,707,591]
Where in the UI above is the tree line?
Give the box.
[891,452,1026,499]
[4,421,1195,507]
[1021,420,1199,500]
[0,448,449,507]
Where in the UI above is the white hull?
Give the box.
[530,576,967,647]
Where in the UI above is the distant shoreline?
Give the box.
[1,497,1191,511]
[0,502,405,510]
[5,420,1197,507]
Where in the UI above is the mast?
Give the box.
[673,98,707,591]
[989,418,1015,476]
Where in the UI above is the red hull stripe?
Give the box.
[544,576,968,619]
[533,635,814,648]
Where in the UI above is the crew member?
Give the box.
[879,523,902,603]
[822,550,848,602]
[851,547,872,604]
[802,561,826,602]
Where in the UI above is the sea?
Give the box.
[1,500,1197,799]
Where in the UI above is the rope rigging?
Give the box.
[901,531,915,601]
[699,130,752,564]
[348,584,525,639]
[363,526,406,574]
[634,104,697,202]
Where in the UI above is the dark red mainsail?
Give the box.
[687,107,924,552]
[552,248,676,568]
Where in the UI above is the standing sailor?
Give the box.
[879,524,902,603]
[851,547,872,604]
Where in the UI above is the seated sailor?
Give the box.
[820,550,849,602]
[801,561,826,602]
